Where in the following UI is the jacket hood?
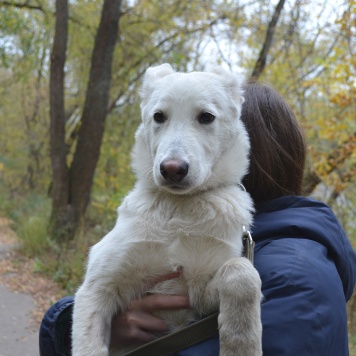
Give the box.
[252,196,356,300]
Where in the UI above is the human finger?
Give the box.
[111,314,157,347]
[123,309,169,332]
[150,270,182,285]
[130,294,190,313]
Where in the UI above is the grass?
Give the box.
[0,192,90,293]
[17,214,50,255]
[8,194,52,256]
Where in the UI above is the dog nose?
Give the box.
[160,159,189,182]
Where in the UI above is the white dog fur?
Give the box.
[72,64,262,356]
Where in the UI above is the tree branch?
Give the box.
[0,0,44,11]
[69,0,122,223]
[250,0,286,80]
[108,18,221,113]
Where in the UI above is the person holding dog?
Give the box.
[39,82,356,355]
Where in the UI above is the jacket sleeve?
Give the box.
[255,237,349,356]
[39,296,74,356]
[176,234,351,356]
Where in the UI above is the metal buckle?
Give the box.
[242,225,255,264]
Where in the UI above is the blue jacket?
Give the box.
[176,196,356,355]
[39,196,356,355]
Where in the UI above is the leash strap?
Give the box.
[122,228,255,356]
[122,312,219,356]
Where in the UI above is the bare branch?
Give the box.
[108,18,221,113]
[0,0,44,11]
[250,0,286,80]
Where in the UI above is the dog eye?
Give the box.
[153,111,166,124]
[198,112,215,124]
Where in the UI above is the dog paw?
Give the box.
[219,257,261,302]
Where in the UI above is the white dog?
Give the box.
[72,64,262,356]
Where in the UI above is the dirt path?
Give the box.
[0,284,39,356]
[0,218,64,356]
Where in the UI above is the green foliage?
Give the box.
[91,103,139,222]
[17,214,50,256]
[0,187,14,215]
[350,334,356,356]
[0,4,52,194]
[34,245,87,294]
[0,191,100,293]
[7,194,51,254]
[0,192,53,274]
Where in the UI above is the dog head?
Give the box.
[132,63,249,195]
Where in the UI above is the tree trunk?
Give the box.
[49,0,71,240]
[69,0,121,237]
[50,0,122,242]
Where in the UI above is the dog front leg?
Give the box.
[217,257,262,356]
[72,285,117,356]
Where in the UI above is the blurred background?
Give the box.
[0,0,355,352]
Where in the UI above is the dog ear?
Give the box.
[145,63,174,80]
[140,64,175,101]
[211,66,245,105]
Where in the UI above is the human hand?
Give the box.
[110,271,190,348]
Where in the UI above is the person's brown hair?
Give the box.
[241,82,306,204]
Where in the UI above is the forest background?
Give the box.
[0,0,355,350]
